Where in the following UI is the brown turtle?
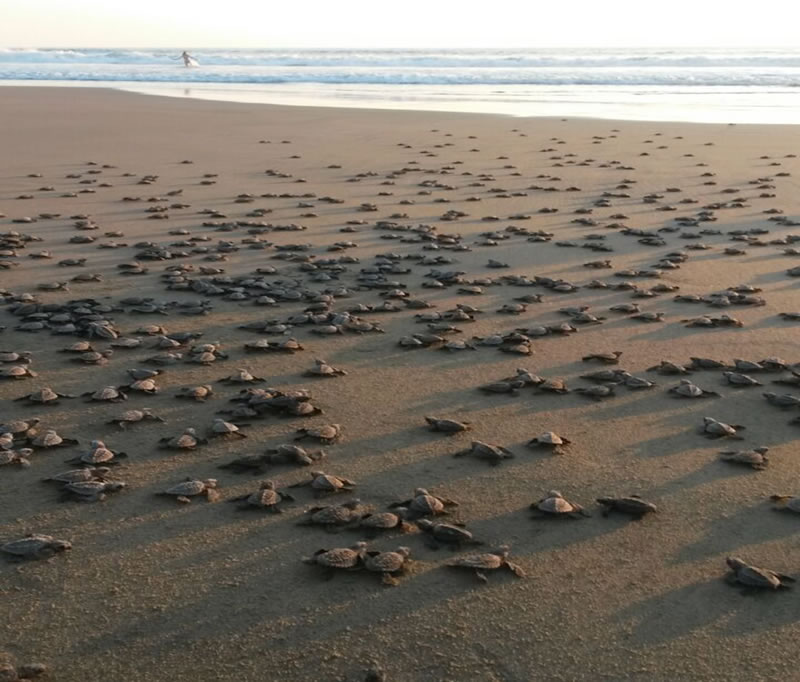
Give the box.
[597,495,657,519]
[582,351,623,364]
[364,546,412,585]
[725,557,795,591]
[207,418,247,439]
[295,424,342,444]
[107,408,165,428]
[27,429,78,450]
[156,478,220,503]
[65,440,127,466]
[355,512,412,538]
[158,428,208,449]
[42,467,111,484]
[416,519,482,550]
[527,432,571,454]
[290,470,356,497]
[304,359,347,377]
[175,385,214,402]
[83,386,127,402]
[769,494,800,514]
[59,480,127,503]
[446,545,525,583]
[669,380,719,398]
[229,480,294,512]
[531,490,590,519]
[218,368,265,384]
[297,500,365,529]
[303,542,367,579]
[0,365,37,380]
[0,448,33,468]
[388,488,458,519]
[453,440,514,465]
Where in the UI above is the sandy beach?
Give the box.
[2,86,800,681]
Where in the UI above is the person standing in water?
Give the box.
[180,51,197,67]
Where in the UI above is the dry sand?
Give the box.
[1,87,800,681]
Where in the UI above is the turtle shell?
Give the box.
[1,534,71,557]
[360,512,402,529]
[93,387,122,401]
[80,447,116,464]
[410,494,444,515]
[164,480,208,496]
[537,494,576,514]
[211,419,239,434]
[247,488,281,507]
[31,430,63,447]
[311,546,362,568]
[365,549,409,572]
[448,551,503,570]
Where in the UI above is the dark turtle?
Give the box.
[762,392,800,408]
[597,495,657,519]
[424,416,471,433]
[582,351,622,364]
[668,380,719,398]
[207,418,247,439]
[770,494,800,513]
[446,545,525,583]
[42,467,111,484]
[64,440,127,466]
[229,480,294,512]
[59,480,126,503]
[530,490,589,519]
[723,371,762,387]
[175,385,214,402]
[364,546,412,585]
[107,408,165,428]
[158,428,207,449]
[356,512,412,538]
[0,448,33,468]
[527,432,571,454]
[416,518,482,550]
[687,357,729,370]
[218,368,265,384]
[0,417,40,440]
[1,534,72,561]
[725,557,795,591]
[647,360,690,375]
[719,447,769,470]
[27,430,78,450]
[14,387,74,405]
[574,384,615,400]
[453,440,514,465]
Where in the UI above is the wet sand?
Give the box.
[1,87,800,681]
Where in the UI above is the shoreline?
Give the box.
[3,80,800,125]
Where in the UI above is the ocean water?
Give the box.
[2,47,799,123]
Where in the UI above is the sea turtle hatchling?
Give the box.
[0,448,33,468]
[65,440,127,466]
[364,546,412,585]
[158,428,208,450]
[0,417,40,441]
[722,371,762,387]
[0,655,48,681]
[416,519,482,550]
[107,408,165,428]
[297,500,365,529]
[719,447,769,470]
[574,384,615,400]
[304,359,347,377]
[700,417,745,439]
[175,385,214,402]
[669,380,719,398]
[83,386,127,402]
[218,368,265,384]
[1,534,72,561]
[647,360,690,375]
[42,467,111,485]
[530,490,590,519]
[725,557,795,591]
[582,351,623,364]
[27,430,78,450]
[769,494,800,513]
[597,495,658,519]
[0,365,37,380]
[228,480,295,512]
[527,432,571,454]
[446,545,525,584]
[389,488,458,519]
[425,416,471,434]
[303,542,367,578]
[295,424,342,444]
[207,418,247,439]
[355,512,412,538]
[537,378,570,394]
[290,470,356,497]
[453,440,514,465]
[156,478,220,503]
[762,392,800,408]
[59,479,127,503]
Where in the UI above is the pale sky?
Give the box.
[2,0,799,48]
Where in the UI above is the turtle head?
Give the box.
[494,544,510,558]
[416,519,433,530]
[51,540,72,553]
[726,557,746,570]
[547,490,563,498]
[414,487,430,497]
[754,447,769,455]
[310,470,325,478]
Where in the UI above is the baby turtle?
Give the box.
[295,424,342,444]
[725,557,795,591]
[389,488,458,519]
[229,480,294,512]
[175,384,214,402]
[83,386,127,403]
[298,499,365,529]
[59,480,126,503]
[669,380,719,398]
[158,428,208,450]
[687,357,729,370]
[1,534,72,561]
[107,408,165,428]
[0,365,37,380]
[28,430,78,450]
[303,542,367,579]
[208,418,247,440]
[531,490,589,519]
[597,495,658,519]
[425,416,471,433]
[479,380,524,394]
[364,546,412,586]
[762,392,800,408]
[304,359,347,377]
[42,467,111,485]
[446,545,525,583]
[574,384,615,400]
[0,448,33,468]
[700,417,745,439]
[582,351,623,364]
[537,378,570,394]
[14,387,74,406]
[290,470,356,497]
[219,368,265,384]
[723,371,762,387]
[0,656,48,681]
[356,512,412,538]
[719,447,769,470]
[0,417,40,441]
[647,360,690,375]
[0,350,33,364]
[417,519,482,550]
[527,432,571,454]
[453,440,514,465]
[769,494,800,513]
[65,440,127,466]
[156,478,220,503]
